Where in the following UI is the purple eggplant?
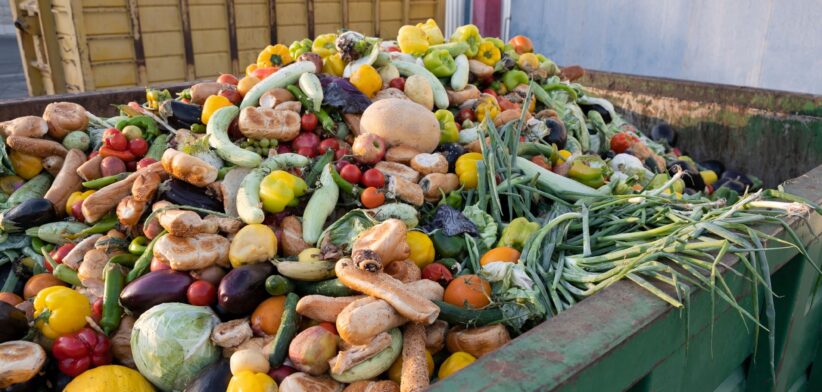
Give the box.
[120,269,193,314]
[218,263,273,316]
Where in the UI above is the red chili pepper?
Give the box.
[422,263,454,287]
[51,327,112,377]
[99,145,136,162]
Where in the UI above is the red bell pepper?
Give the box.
[51,327,112,377]
[99,145,136,162]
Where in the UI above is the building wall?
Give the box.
[509,0,822,94]
[0,1,14,35]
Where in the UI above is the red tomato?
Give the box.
[508,35,534,54]
[389,77,405,90]
[128,138,149,157]
[217,73,239,85]
[136,157,157,169]
[334,160,350,172]
[292,132,320,151]
[103,128,128,151]
[361,168,385,188]
[318,322,338,335]
[457,108,476,123]
[610,132,639,154]
[360,187,385,208]
[335,148,350,160]
[319,138,339,153]
[421,263,454,287]
[301,113,318,132]
[52,243,75,265]
[252,66,278,80]
[91,297,103,322]
[150,257,171,272]
[339,164,362,184]
[187,280,217,306]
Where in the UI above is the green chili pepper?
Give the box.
[82,173,130,190]
[286,85,335,133]
[329,165,357,196]
[190,123,206,134]
[53,264,81,286]
[40,248,58,271]
[127,231,167,282]
[439,189,463,210]
[497,217,540,251]
[305,150,334,187]
[67,214,119,239]
[128,236,148,255]
[438,258,460,272]
[542,82,579,100]
[218,165,234,181]
[31,237,46,254]
[101,264,125,335]
[146,134,169,161]
[108,253,139,268]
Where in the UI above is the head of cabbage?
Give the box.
[131,303,220,391]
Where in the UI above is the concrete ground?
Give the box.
[0,35,29,100]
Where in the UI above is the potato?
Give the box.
[403,75,434,110]
[100,156,126,177]
[360,99,440,153]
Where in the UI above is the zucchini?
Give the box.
[207,105,261,168]
[267,292,300,367]
[265,275,295,296]
[294,278,357,297]
[240,61,317,109]
[146,134,169,161]
[298,73,323,112]
[392,60,449,109]
[237,154,309,224]
[302,164,339,244]
[331,328,402,383]
[516,156,606,201]
[0,198,55,233]
[434,300,504,327]
[451,54,469,91]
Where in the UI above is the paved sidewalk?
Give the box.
[0,35,30,100]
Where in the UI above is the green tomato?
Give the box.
[62,131,90,151]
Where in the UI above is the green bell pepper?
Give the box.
[423,50,457,77]
[568,160,606,188]
[483,37,504,50]
[289,38,313,59]
[502,70,529,91]
[450,24,482,58]
[116,115,158,137]
[497,217,539,251]
[435,109,459,144]
[431,230,466,258]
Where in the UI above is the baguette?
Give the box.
[43,149,85,216]
[161,149,218,187]
[82,162,164,223]
[76,155,102,181]
[335,258,439,325]
[296,295,365,322]
[400,323,429,392]
[336,279,443,345]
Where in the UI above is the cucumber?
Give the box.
[451,54,469,91]
[207,105,261,168]
[236,153,309,224]
[240,61,316,109]
[265,275,295,296]
[434,300,504,327]
[298,73,323,112]
[267,292,300,367]
[428,42,470,57]
[146,134,169,161]
[294,278,356,297]
[331,328,402,383]
[302,164,339,244]
[392,60,449,109]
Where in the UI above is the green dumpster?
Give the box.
[432,71,822,392]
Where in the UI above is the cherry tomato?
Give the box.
[187,280,217,306]
[128,138,149,157]
[52,243,75,265]
[361,168,385,188]
[217,73,239,85]
[319,138,340,153]
[389,77,405,90]
[136,157,157,169]
[301,113,318,132]
[360,187,385,208]
[610,132,639,154]
[339,164,362,184]
[103,128,128,151]
[457,108,476,123]
[335,148,350,160]
[91,297,103,322]
[318,322,338,335]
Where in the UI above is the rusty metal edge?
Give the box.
[307,0,315,39]
[267,0,277,44]
[126,0,147,86]
[178,0,195,80]
[225,0,239,75]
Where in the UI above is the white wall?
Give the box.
[509,0,822,94]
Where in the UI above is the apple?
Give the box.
[217,73,239,85]
[71,200,84,222]
[136,157,158,170]
[219,89,243,105]
[351,133,386,164]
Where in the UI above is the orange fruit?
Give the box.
[443,274,492,309]
[480,246,520,266]
[251,296,286,336]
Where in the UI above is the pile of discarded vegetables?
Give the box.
[0,20,819,392]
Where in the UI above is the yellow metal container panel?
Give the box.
[142,32,185,58]
[145,56,187,83]
[91,63,138,88]
[87,37,134,62]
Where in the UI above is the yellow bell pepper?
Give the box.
[555,149,572,164]
[476,41,501,66]
[350,64,382,97]
[475,94,500,123]
[455,152,483,190]
[517,52,540,72]
[260,170,307,213]
[246,63,258,77]
[64,365,154,392]
[450,24,482,58]
[406,231,435,268]
[438,351,476,379]
[322,53,345,76]
[397,25,429,56]
[416,19,444,45]
[227,371,277,392]
[201,95,234,124]
[312,33,338,58]
[65,190,95,215]
[229,224,278,268]
[483,37,505,50]
[33,286,90,339]
[257,44,293,68]
[9,151,42,180]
